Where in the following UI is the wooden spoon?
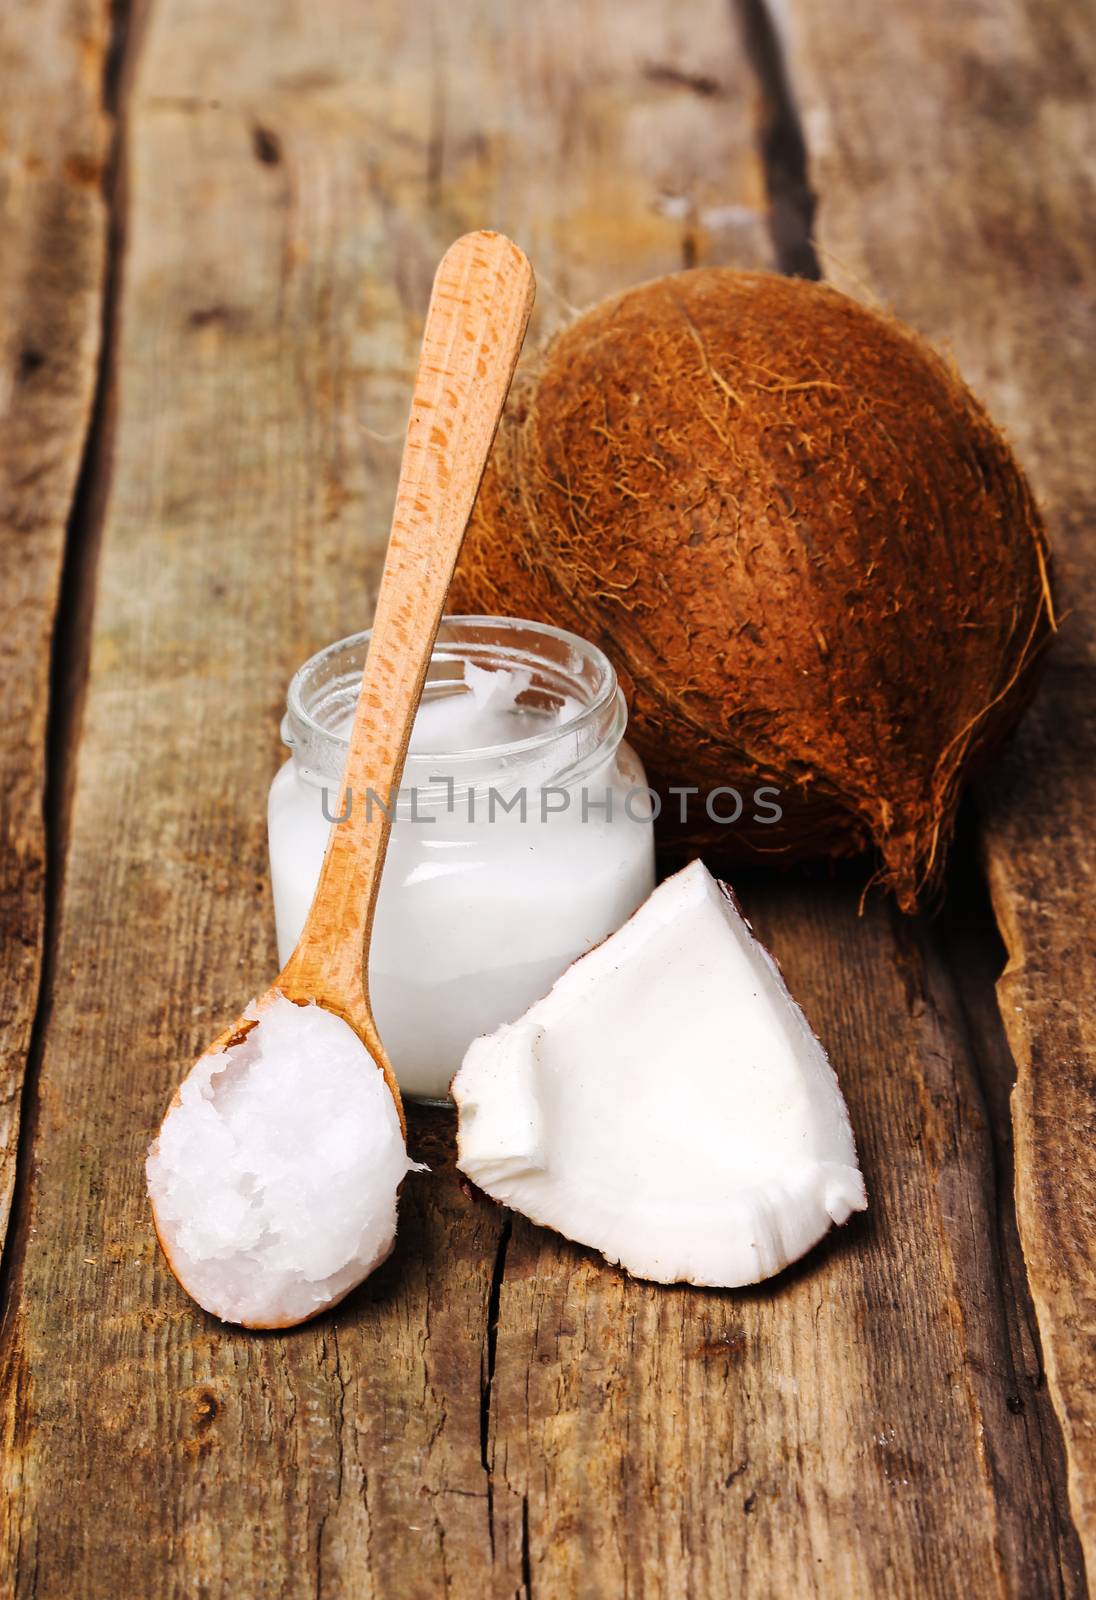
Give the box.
[151,230,535,1324]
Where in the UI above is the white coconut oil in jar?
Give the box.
[268,616,656,1101]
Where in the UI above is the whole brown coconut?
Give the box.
[449,270,1054,912]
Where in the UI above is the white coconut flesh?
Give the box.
[452,860,866,1286]
[147,995,417,1326]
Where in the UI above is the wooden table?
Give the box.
[1,1,1092,1594]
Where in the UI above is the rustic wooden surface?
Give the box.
[0,0,1090,1596]
[0,0,110,1260]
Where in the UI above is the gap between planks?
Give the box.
[0,0,136,1300]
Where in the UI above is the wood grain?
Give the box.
[0,0,110,1262]
[775,0,1096,1578]
[0,0,1085,1594]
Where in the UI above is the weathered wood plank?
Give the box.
[0,4,774,1596]
[775,0,1096,1577]
[933,854,1084,1591]
[0,2,109,1264]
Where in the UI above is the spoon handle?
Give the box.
[280,231,535,1067]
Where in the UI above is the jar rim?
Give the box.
[284,614,624,780]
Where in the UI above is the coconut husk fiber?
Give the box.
[450,270,1054,911]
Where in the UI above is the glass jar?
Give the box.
[268,615,656,1102]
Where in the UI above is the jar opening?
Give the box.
[282,615,627,801]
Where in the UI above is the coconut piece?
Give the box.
[147,994,418,1327]
[452,860,866,1286]
[450,269,1055,910]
